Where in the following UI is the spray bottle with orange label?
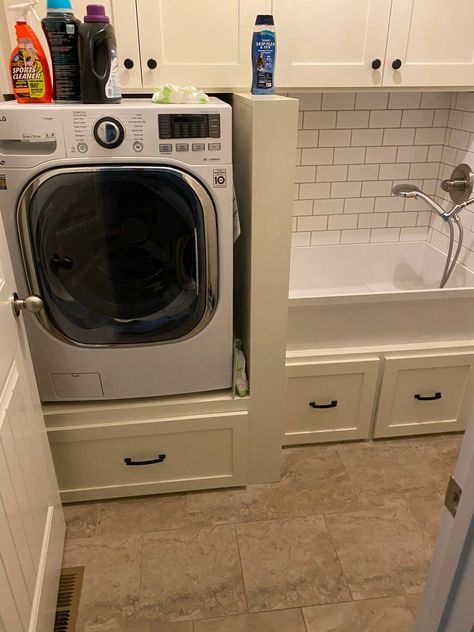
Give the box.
[8,0,53,103]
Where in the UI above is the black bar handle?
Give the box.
[309,400,338,409]
[124,454,166,466]
[414,392,442,401]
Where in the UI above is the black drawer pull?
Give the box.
[309,400,338,409]
[371,58,382,70]
[392,58,402,70]
[414,392,442,401]
[124,454,166,466]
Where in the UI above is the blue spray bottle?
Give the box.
[251,15,276,95]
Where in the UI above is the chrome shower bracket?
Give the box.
[441,163,474,204]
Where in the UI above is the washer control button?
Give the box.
[192,143,205,152]
[159,143,173,153]
[176,143,189,152]
[77,142,88,154]
[133,140,144,153]
[208,142,221,151]
[93,117,124,149]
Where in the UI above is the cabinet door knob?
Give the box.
[371,58,382,70]
[147,58,158,70]
[124,58,134,70]
[392,58,402,70]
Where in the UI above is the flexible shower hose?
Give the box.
[439,215,463,288]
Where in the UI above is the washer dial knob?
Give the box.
[93,117,124,149]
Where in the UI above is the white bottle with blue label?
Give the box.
[251,15,276,95]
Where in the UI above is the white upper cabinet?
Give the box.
[272,0,392,88]
[136,0,271,90]
[383,0,474,87]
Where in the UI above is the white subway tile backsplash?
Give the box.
[297,130,319,148]
[344,197,375,213]
[388,212,418,228]
[295,166,317,183]
[355,92,388,110]
[310,230,341,245]
[369,110,402,128]
[361,180,393,197]
[289,92,322,110]
[301,147,334,165]
[331,181,362,198]
[298,215,328,232]
[348,164,379,181]
[370,228,400,243]
[291,89,474,262]
[396,145,429,163]
[351,128,384,146]
[388,92,421,109]
[334,147,366,164]
[314,198,345,214]
[383,128,415,146]
[304,111,337,129]
[340,229,371,244]
[336,110,369,129]
[322,92,355,110]
[401,109,434,127]
[358,213,388,229]
[293,200,313,216]
[316,165,348,182]
[328,214,358,230]
[319,129,352,147]
[365,146,397,163]
[299,182,331,200]
[379,163,410,180]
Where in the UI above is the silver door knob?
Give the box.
[11,292,44,318]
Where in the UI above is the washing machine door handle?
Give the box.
[11,292,44,318]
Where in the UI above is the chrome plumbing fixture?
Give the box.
[392,164,474,288]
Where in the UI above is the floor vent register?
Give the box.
[54,566,84,632]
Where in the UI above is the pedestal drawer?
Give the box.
[48,411,248,502]
[285,357,380,444]
[374,352,474,438]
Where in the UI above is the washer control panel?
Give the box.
[93,117,125,149]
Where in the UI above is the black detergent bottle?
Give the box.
[41,0,81,102]
[78,4,121,104]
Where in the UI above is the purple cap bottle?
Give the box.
[84,4,110,23]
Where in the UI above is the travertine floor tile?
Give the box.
[140,525,246,621]
[236,516,350,612]
[63,502,99,538]
[76,616,192,632]
[280,446,347,483]
[303,596,415,631]
[62,534,142,630]
[408,499,444,543]
[337,442,441,503]
[325,504,432,599]
[410,438,462,492]
[405,592,422,617]
[97,493,192,536]
[185,485,277,525]
[194,608,307,631]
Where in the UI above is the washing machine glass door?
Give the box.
[19,166,218,346]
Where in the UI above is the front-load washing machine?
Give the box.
[0,99,233,401]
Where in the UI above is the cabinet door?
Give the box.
[136,0,270,90]
[2,0,142,90]
[384,0,474,87]
[273,0,392,88]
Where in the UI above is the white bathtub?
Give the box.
[288,242,474,350]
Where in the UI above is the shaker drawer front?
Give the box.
[285,358,380,444]
[48,411,247,502]
[374,353,474,438]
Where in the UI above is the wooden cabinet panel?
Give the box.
[374,352,474,437]
[136,0,270,89]
[384,0,474,87]
[273,0,392,87]
[285,358,380,444]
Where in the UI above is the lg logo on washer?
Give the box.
[213,169,227,188]
[0,116,7,122]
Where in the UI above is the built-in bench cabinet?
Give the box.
[285,348,474,445]
[44,394,248,502]
[3,0,474,91]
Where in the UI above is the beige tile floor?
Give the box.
[62,433,461,632]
